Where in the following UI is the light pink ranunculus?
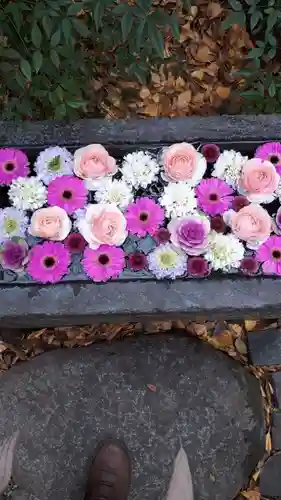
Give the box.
[29,206,71,241]
[162,143,206,185]
[74,144,117,189]
[239,158,279,203]
[78,204,127,249]
[225,204,272,249]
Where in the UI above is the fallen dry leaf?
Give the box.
[207,2,223,18]
[234,338,247,355]
[166,447,194,500]
[195,44,214,63]
[177,90,192,109]
[241,489,260,499]
[245,320,258,332]
[216,86,231,99]
[147,384,157,392]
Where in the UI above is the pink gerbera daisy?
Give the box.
[47,175,87,214]
[82,245,125,282]
[0,148,29,185]
[255,142,281,175]
[27,242,70,284]
[125,197,164,237]
[196,178,234,216]
[256,235,281,275]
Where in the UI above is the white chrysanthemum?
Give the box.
[205,232,244,271]
[160,182,197,218]
[0,207,28,242]
[94,179,133,209]
[73,208,86,230]
[9,177,47,211]
[34,146,73,185]
[121,151,160,189]
[212,150,248,188]
[148,243,187,279]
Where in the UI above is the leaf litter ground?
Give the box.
[0,318,279,499]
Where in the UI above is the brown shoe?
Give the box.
[84,439,131,500]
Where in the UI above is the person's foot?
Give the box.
[84,439,131,500]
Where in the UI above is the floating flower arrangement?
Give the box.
[1,141,281,283]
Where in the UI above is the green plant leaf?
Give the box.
[32,51,43,73]
[121,12,134,42]
[93,1,105,31]
[31,22,42,48]
[20,59,32,81]
[168,13,180,41]
[250,11,262,30]
[247,47,264,59]
[222,11,246,29]
[50,49,60,68]
[72,19,90,37]
[148,21,164,58]
[62,19,72,41]
[228,0,242,10]
[51,29,61,47]
[55,103,67,119]
[136,18,146,51]
[2,49,21,60]
[42,15,53,38]
[267,10,277,31]
[269,81,276,97]
[67,100,86,109]
[67,3,84,15]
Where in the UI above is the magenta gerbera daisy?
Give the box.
[256,235,281,275]
[82,245,125,282]
[196,178,234,216]
[0,148,29,185]
[47,176,87,214]
[255,142,281,175]
[125,197,164,237]
[27,242,70,284]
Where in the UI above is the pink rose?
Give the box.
[162,142,206,185]
[74,144,117,189]
[239,158,279,203]
[78,204,127,249]
[29,206,71,241]
[225,204,272,249]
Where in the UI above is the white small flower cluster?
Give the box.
[95,179,133,210]
[212,150,248,188]
[205,232,245,271]
[35,146,73,185]
[160,182,197,218]
[121,151,159,189]
[9,177,47,211]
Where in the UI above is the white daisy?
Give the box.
[212,150,248,188]
[121,151,160,189]
[9,177,47,211]
[205,232,244,271]
[0,207,28,242]
[94,179,133,209]
[160,182,197,218]
[148,243,187,279]
[34,146,73,185]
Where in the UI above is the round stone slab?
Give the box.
[0,336,264,500]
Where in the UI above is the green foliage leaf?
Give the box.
[50,49,60,68]
[20,59,32,81]
[32,51,43,73]
[51,29,61,47]
[228,0,242,10]
[42,16,53,38]
[148,21,164,58]
[250,11,262,30]
[72,19,90,37]
[247,47,264,59]
[31,22,42,48]
[222,11,246,29]
[121,12,134,42]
